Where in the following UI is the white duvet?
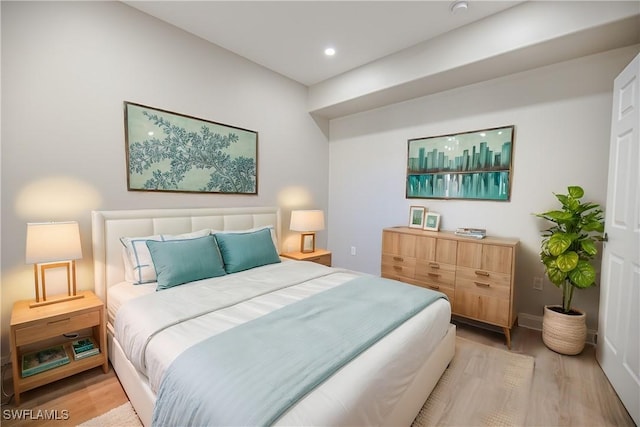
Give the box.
[111,261,451,426]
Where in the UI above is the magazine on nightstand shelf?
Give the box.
[71,337,100,360]
[21,345,70,377]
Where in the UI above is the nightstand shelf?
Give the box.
[281,249,332,266]
[10,290,108,404]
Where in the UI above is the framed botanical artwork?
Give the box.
[124,102,258,194]
[406,125,514,201]
[408,206,426,229]
[423,212,441,231]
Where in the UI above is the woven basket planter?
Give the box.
[542,305,587,355]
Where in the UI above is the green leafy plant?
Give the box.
[535,186,605,314]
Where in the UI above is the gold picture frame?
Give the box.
[124,101,258,194]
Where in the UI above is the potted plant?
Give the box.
[535,185,604,355]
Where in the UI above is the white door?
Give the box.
[596,52,640,426]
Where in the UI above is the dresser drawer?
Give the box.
[14,310,100,347]
[455,267,510,296]
[393,276,455,304]
[381,254,416,279]
[416,261,455,286]
[418,282,455,303]
[453,290,511,327]
[455,277,510,299]
[417,281,455,302]
[431,285,454,303]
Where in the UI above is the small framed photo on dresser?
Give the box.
[424,212,441,231]
[408,206,426,228]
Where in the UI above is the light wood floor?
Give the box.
[456,322,635,427]
[1,322,635,426]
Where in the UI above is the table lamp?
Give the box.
[290,210,325,253]
[25,221,83,307]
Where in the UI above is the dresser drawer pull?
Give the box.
[429,263,440,269]
[428,285,440,290]
[474,281,490,287]
[393,266,403,271]
[475,270,490,277]
[427,272,441,278]
[393,256,404,262]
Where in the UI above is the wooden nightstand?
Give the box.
[281,249,332,266]
[10,290,108,405]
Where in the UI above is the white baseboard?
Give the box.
[517,313,544,331]
[518,312,598,346]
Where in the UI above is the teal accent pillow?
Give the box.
[215,228,281,274]
[146,235,226,290]
[120,229,211,284]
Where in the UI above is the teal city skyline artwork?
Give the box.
[406,125,514,201]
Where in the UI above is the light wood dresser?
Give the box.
[381,226,519,348]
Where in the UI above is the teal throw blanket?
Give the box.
[152,276,446,426]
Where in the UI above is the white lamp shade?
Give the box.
[290,210,325,232]
[26,221,82,264]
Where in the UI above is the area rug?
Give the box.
[412,337,535,427]
[77,402,142,427]
[79,337,534,427]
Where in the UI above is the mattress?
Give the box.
[109,261,451,425]
[107,281,155,325]
[106,256,295,325]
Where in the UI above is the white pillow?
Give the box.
[120,229,211,284]
[122,247,136,284]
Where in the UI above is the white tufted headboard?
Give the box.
[91,206,281,304]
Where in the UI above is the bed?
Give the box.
[91,206,455,426]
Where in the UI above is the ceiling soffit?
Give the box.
[308,2,640,119]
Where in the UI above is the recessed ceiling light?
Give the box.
[450,0,468,14]
[324,47,336,56]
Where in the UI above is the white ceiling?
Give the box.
[123,1,524,86]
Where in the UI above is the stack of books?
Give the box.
[22,345,70,377]
[71,338,100,360]
[454,228,487,239]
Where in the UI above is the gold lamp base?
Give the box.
[29,261,83,308]
[30,294,84,308]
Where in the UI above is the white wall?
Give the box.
[328,45,640,331]
[3,3,636,361]
[1,1,329,357]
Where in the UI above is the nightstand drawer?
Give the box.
[14,310,100,346]
[305,253,331,266]
[281,249,332,266]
